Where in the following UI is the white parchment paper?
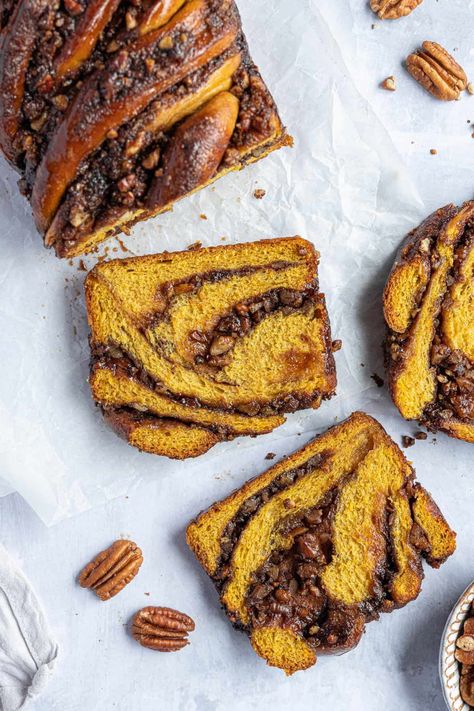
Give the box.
[0,0,472,525]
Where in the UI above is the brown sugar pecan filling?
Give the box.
[384,203,474,442]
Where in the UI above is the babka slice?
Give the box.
[0,0,291,257]
[384,202,474,442]
[85,237,337,458]
[187,412,455,674]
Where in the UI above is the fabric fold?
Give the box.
[0,545,58,710]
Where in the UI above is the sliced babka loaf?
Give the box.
[0,0,291,257]
[85,236,337,458]
[384,202,474,442]
[187,412,456,674]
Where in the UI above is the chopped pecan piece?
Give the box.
[406,41,468,101]
[78,539,143,600]
[457,634,474,652]
[131,606,195,651]
[380,76,396,91]
[64,0,85,16]
[370,0,423,19]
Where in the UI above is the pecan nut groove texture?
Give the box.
[79,539,143,600]
[406,41,468,101]
[370,0,423,20]
[131,606,195,651]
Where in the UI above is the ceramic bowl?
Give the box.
[440,580,474,710]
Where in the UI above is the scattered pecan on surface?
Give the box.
[406,41,468,101]
[370,0,423,19]
[380,76,396,91]
[78,539,143,600]
[131,606,195,651]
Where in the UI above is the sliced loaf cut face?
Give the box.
[187,412,456,674]
[384,202,474,442]
[0,0,290,257]
[85,236,337,459]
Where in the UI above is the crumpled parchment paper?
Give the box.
[0,0,471,524]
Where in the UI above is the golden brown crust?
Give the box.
[0,0,49,162]
[86,236,337,459]
[0,0,291,256]
[146,91,239,208]
[31,0,239,232]
[186,412,455,674]
[384,202,474,443]
[104,408,222,459]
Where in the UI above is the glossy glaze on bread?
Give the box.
[0,0,291,256]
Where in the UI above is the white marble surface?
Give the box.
[0,1,473,710]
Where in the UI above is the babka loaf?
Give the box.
[85,237,337,459]
[384,202,474,443]
[187,412,456,674]
[0,0,290,258]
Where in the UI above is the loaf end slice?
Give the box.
[0,0,291,257]
[384,202,474,442]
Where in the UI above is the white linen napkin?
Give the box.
[0,545,58,710]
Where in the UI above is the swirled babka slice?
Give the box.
[384,202,474,442]
[85,236,337,458]
[0,0,290,258]
[187,412,456,674]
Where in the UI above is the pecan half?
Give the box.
[456,648,474,665]
[406,42,468,101]
[78,539,143,600]
[370,0,423,19]
[131,606,195,651]
[457,634,474,652]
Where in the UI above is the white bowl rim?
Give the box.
[439,579,474,711]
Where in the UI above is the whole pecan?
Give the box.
[78,539,143,600]
[370,0,423,19]
[406,41,468,101]
[131,606,195,652]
